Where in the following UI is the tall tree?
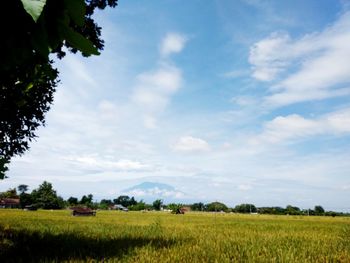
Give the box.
[17,184,29,194]
[80,194,92,204]
[191,202,205,211]
[0,0,118,179]
[31,181,64,209]
[234,203,256,213]
[67,196,79,205]
[0,188,19,199]
[314,205,325,215]
[152,199,163,211]
[206,202,228,212]
[113,195,137,207]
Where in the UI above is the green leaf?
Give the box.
[65,27,100,56]
[64,0,86,27]
[31,22,50,57]
[21,0,47,22]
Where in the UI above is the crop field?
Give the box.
[0,210,349,262]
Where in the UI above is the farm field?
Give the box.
[0,210,349,262]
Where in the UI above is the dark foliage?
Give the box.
[113,195,138,208]
[206,202,228,212]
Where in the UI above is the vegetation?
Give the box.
[0,0,118,179]
[152,199,163,211]
[206,201,229,212]
[0,210,349,262]
[0,181,348,217]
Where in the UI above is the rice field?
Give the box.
[0,209,349,262]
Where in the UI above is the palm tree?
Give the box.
[17,184,28,194]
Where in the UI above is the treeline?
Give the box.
[193,202,343,217]
[0,182,165,211]
[0,181,348,217]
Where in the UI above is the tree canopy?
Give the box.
[0,0,118,179]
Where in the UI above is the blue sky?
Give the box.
[2,0,350,211]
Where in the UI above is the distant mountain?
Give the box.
[122,182,185,202]
[124,182,175,192]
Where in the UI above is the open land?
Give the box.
[0,209,349,262]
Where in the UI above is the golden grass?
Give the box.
[0,209,349,262]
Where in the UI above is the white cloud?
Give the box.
[253,108,350,144]
[160,33,187,57]
[114,159,151,171]
[63,55,97,87]
[131,32,187,128]
[66,155,152,172]
[249,11,350,107]
[238,184,253,191]
[131,65,182,127]
[249,32,291,81]
[173,136,210,152]
[125,187,184,199]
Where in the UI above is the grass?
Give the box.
[0,209,349,262]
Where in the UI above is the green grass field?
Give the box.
[0,209,349,262]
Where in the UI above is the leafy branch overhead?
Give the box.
[19,0,101,61]
[0,0,118,179]
[21,0,47,22]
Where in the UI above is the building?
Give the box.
[0,198,20,208]
[111,204,128,211]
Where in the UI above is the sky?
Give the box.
[2,0,350,211]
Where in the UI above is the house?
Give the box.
[112,204,128,212]
[0,198,20,208]
[70,206,96,216]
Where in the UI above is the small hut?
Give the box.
[70,206,96,216]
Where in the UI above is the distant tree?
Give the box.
[17,184,29,194]
[80,194,93,206]
[258,206,285,215]
[234,204,257,213]
[325,211,337,217]
[167,203,183,213]
[113,195,137,207]
[19,193,33,208]
[314,205,325,215]
[67,197,78,205]
[31,181,64,209]
[98,199,112,210]
[0,188,19,199]
[100,199,113,206]
[285,205,301,215]
[0,0,118,179]
[191,202,205,211]
[206,202,228,212]
[128,200,146,211]
[152,199,163,211]
[130,197,137,206]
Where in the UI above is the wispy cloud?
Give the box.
[132,66,182,112]
[252,108,350,144]
[131,33,187,128]
[160,33,188,57]
[124,187,185,199]
[249,11,350,107]
[64,155,154,172]
[173,136,210,153]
